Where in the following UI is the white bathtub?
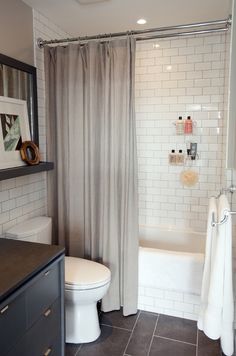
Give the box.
[138,225,205,319]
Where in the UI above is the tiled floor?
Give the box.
[66,309,223,356]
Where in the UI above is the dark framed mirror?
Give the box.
[0,53,39,146]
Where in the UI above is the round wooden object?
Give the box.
[20,141,40,165]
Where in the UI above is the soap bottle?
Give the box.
[176,116,184,135]
[177,149,184,165]
[169,150,176,165]
[184,116,193,134]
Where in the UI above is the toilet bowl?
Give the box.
[65,257,111,343]
[6,217,111,344]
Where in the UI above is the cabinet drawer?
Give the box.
[0,292,26,356]
[27,298,61,356]
[6,335,27,356]
[36,334,62,356]
[44,334,62,356]
[26,262,60,327]
[33,334,61,356]
[7,298,61,356]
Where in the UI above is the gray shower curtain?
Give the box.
[44,38,139,315]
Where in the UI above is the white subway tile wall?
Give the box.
[136,33,232,320]
[0,11,70,236]
[138,286,200,321]
[135,34,229,232]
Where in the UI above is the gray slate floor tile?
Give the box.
[155,314,197,345]
[198,330,222,356]
[125,311,158,356]
[66,309,226,356]
[149,336,196,356]
[65,343,81,356]
[78,324,131,356]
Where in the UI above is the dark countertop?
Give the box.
[0,238,65,303]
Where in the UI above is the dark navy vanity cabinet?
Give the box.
[0,238,65,356]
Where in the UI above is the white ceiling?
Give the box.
[22,0,232,37]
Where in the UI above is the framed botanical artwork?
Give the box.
[0,96,31,168]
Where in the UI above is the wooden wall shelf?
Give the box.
[0,162,54,181]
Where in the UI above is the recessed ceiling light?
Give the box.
[166,65,172,71]
[137,19,147,25]
[153,43,160,49]
[76,0,110,4]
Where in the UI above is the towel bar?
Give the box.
[213,185,236,199]
[211,211,236,227]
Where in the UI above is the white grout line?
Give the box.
[100,323,135,332]
[147,314,160,356]
[155,335,197,347]
[75,344,82,356]
[123,310,141,356]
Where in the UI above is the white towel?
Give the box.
[198,195,234,356]
[218,195,234,356]
[197,197,217,330]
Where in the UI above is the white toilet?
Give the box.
[6,216,111,344]
[65,256,110,343]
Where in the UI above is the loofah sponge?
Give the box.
[180,169,199,187]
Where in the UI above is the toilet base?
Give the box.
[66,301,101,343]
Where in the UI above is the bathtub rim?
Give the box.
[139,224,206,237]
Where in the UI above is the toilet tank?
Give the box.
[5,217,52,244]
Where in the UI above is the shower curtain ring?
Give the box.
[126,30,133,38]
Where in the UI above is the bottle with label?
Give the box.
[177,149,185,165]
[184,116,193,134]
[176,116,184,135]
[169,150,177,165]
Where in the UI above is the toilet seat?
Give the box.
[65,256,111,290]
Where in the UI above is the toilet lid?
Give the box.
[65,256,111,290]
[6,217,51,238]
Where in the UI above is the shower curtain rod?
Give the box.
[37,16,231,48]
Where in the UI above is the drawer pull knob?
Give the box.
[44,348,52,356]
[44,308,51,317]
[44,270,50,276]
[0,305,9,314]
